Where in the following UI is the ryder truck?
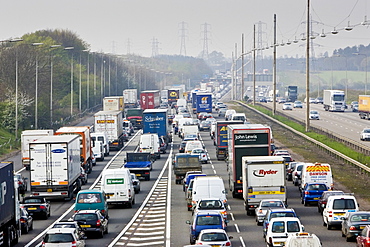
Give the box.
[242,156,286,215]
[227,124,271,198]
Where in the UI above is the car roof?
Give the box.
[268,208,296,213]
[269,217,300,222]
[199,229,227,234]
[75,210,99,214]
[195,211,222,217]
[46,228,77,234]
[328,195,357,200]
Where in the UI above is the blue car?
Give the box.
[186,211,227,244]
[301,183,328,206]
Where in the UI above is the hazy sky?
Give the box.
[1,0,369,58]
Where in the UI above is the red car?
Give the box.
[357,225,370,247]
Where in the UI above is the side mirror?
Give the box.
[229,236,233,240]
[225,220,229,224]
[301,225,305,231]
[186,220,191,225]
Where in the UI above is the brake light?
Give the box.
[41,242,45,247]
[226,242,231,246]
[71,240,77,247]
[128,189,131,198]
[96,219,101,226]
[305,191,310,195]
[40,205,46,209]
[350,226,357,230]
[20,218,26,223]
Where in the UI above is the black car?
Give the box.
[73,210,108,238]
[20,207,33,234]
[21,196,51,219]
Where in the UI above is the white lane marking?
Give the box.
[165,137,173,247]
[234,223,240,233]
[239,236,246,247]
[230,212,235,221]
[227,205,231,211]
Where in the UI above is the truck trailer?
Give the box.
[29,135,82,200]
[103,96,124,112]
[140,90,160,110]
[242,156,286,215]
[94,110,124,151]
[323,90,345,112]
[123,89,138,108]
[227,124,271,198]
[214,121,243,160]
[196,92,213,113]
[358,95,370,119]
[142,109,171,143]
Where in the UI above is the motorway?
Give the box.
[6,107,361,247]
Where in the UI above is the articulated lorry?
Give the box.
[125,108,143,129]
[21,129,54,170]
[55,126,94,174]
[214,121,243,160]
[196,92,213,113]
[123,89,138,108]
[228,124,271,198]
[29,135,81,200]
[358,95,370,119]
[0,162,21,247]
[323,90,345,112]
[94,110,125,151]
[286,86,298,102]
[242,156,286,215]
[140,90,160,110]
[124,152,152,181]
[142,109,171,143]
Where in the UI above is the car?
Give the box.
[265,217,304,247]
[197,112,208,120]
[14,173,27,195]
[159,136,167,154]
[193,198,228,222]
[201,113,213,121]
[309,110,320,120]
[315,97,324,104]
[218,108,227,117]
[183,134,198,141]
[292,163,304,186]
[323,195,359,230]
[181,113,192,118]
[270,143,277,155]
[186,211,227,244]
[42,228,86,247]
[182,172,206,194]
[305,97,316,103]
[192,119,200,126]
[285,232,322,247]
[317,190,345,215]
[179,141,187,153]
[277,98,286,104]
[263,208,298,237]
[301,183,328,206]
[20,207,33,234]
[52,220,86,240]
[259,97,267,103]
[357,225,370,247]
[195,229,233,246]
[353,104,359,112]
[286,162,299,181]
[293,101,303,108]
[199,120,212,131]
[21,196,51,219]
[191,148,208,164]
[72,210,108,238]
[79,167,88,185]
[273,150,290,156]
[341,211,370,242]
[168,115,175,125]
[254,199,286,226]
[159,103,168,109]
[122,129,129,141]
[360,128,370,141]
[282,103,293,110]
[130,173,141,193]
[351,101,359,109]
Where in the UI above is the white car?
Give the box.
[255,199,286,226]
[265,217,304,247]
[309,110,320,120]
[195,229,233,246]
[191,148,208,164]
[360,128,370,141]
[42,228,86,247]
[293,101,303,108]
[193,198,228,221]
[282,103,293,110]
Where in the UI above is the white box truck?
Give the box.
[323,90,345,112]
[103,96,124,112]
[242,156,286,215]
[123,89,138,108]
[21,129,54,170]
[29,135,82,200]
[94,110,124,151]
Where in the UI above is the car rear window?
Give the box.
[74,213,98,221]
[44,233,74,243]
[350,214,370,222]
[271,212,295,218]
[201,232,227,241]
[307,184,327,190]
[196,215,221,225]
[333,199,356,209]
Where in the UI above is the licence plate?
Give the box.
[360,226,366,229]
[210,245,221,247]
[274,242,284,245]
[47,188,52,192]
[80,225,91,228]
[28,208,37,210]
[334,212,345,216]
[314,197,319,200]
[136,174,141,176]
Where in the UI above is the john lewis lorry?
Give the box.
[242,156,286,215]
[29,135,81,200]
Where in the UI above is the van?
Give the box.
[265,217,304,246]
[91,132,109,156]
[225,109,236,120]
[322,194,359,229]
[177,98,187,108]
[191,176,227,208]
[75,189,109,217]
[139,133,160,159]
[101,168,135,208]
[231,113,247,122]
[178,118,193,138]
[122,119,134,135]
[185,141,203,154]
[92,140,104,161]
[299,163,333,192]
[284,232,322,247]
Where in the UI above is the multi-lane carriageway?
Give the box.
[13,107,360,247]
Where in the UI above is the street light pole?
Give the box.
[11,38,23,139]
[64,47,74,116]
[32,43,43,129]
[49,45,62,128]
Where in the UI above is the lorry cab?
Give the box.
[139,133,160,160]
[75,189,109,217]
[100,168,135,208]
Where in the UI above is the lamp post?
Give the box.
[64,47,74,116]
[49,45,62,127]
[32,43,44,129]
[354,53,368,94]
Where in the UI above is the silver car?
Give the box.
[255,199,286,226]
[131,173,141,193]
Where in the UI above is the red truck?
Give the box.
[140,90,160,110]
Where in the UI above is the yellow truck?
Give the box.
[359,95,370,119]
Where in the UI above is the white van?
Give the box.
[101,168,135,207]
[91,132,110,156]
[92,140,104,161]
[231,113,247,122]
[177,98,187,108]
[185,140,203,154]
[299,163,333,192]
[284,232,322,247]
[178,118,193,138]
[139,133,160,159]
[183,125,199,140]
[322,194,359,230]
[191,176,227,208]
[172,114,184,127]
[225,109,236,120]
